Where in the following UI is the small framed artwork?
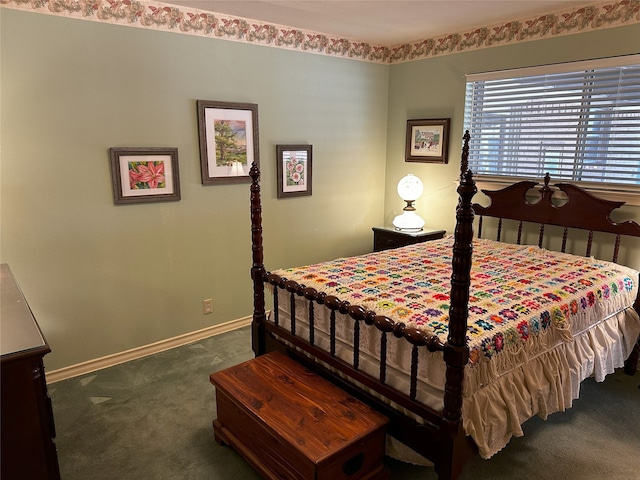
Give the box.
[405,118,450,164]
[109,147,180,205]
[197,100,259,185]
[276,144,312,198]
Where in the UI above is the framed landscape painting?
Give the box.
[197,100,259,185]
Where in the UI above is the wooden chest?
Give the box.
[210,351,389,480]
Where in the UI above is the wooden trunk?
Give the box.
[210,351,389,480]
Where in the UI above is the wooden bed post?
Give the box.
[444,132,474,431]
[625,294,640,374]
[436,132,477,480]
[444,169,475,429]
[249,161,267,356]
[459,129,470,174]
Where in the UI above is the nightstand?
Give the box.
[372,226,446,252]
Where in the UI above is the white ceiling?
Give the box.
[162,0,593,45]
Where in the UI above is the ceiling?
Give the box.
[162,0,593,45]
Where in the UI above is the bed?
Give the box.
[247,131,640,480]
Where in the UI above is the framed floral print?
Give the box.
[276,144,312,198]
[109,147,180,204]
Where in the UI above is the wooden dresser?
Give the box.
[1,264,61,480]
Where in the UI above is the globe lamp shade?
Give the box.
[392,174,425,232]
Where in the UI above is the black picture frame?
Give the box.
[405,118,450,163]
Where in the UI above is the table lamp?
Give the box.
[393,174,425,232]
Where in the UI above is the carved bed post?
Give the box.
[436,134,477,479]
[250,162,267,356]
[625,294,640,375]
[444,169,475,427]
[460,130,470,174]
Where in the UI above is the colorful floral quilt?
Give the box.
[272,236,640,459]
[274,236,638,373]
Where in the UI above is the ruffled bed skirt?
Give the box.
[463,307,640,458]
[269,289,640,461]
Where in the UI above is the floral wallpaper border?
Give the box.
[1,0,638,64]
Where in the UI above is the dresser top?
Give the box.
[1,264,48,358]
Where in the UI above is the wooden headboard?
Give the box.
[472,172,640,374]
[472,173,640,263]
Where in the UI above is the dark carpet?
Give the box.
[49,326,640,479]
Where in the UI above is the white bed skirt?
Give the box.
[270,291,640,460]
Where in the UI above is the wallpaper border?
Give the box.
[1,0,638,64]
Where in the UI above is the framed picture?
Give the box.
[109,147,180,205]
[405,118,450,163]
[197,100,259,185]
[276,144,312,198]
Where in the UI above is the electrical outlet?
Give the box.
[203,298,213,315]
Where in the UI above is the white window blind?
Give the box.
[463,55,640,192]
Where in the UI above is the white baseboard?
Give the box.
[46,316,252,384]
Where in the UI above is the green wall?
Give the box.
[1,9,389,370]
[2,8,638,372]
[385,24,640,269]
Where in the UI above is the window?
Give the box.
[463,56,640,194]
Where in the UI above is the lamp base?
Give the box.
[392,211,425,232]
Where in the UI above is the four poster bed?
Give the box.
[247,131,640,480]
